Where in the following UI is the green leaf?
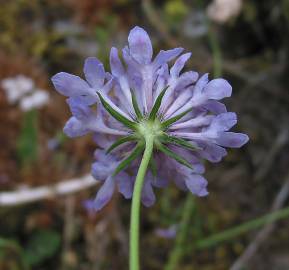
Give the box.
[156,143,193,170]
[149,86,169,120]
[0,238,29,270]
[23,230,61,266]
[17,110,38,167]
[161,135,201,151]
[161,108,191,129]
[131,91,143,120]
[106,135,136,154]
[97,92,136,129]
[112,143,144,176]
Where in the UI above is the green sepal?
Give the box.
[156,142,194,170]
[112,143,144,176]
[97,92,136,129]
[106,135,136,154]
[161,108,191,129]
[131,91,143,121]
[149,155,157,177]
[161,135,201,151]
[148,86,169,121]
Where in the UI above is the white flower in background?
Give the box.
[20,90,50,111]
[1,75,34,104]
[207,0,243,23]
[1,75,50,111]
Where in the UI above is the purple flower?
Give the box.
[51,26,249,211]
[155,225,177,239]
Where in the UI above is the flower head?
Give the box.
[51,26,249,211]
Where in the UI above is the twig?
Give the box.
[0,174,98,206]
[61,196,76,269]
[254,127,289,182]
[229,174,289,270]
[223,61,289,105]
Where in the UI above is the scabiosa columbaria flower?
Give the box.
[51,26,248,211]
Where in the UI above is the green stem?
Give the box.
[165,196,195,270]
[208,22,222,78]
[195,205,289,250]
[129,135,154,270]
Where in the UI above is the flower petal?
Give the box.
[209,112,237,131]
[94,176,115,211]
[153,64,169,100]
[175,71,199,91]
[91,153,116,181]
[117,172,133,199]
[67,98,92,120]
[169,115,213,130]
[110,47,125,77]
[67,95,98,106]
[92,133,118,149]
[185,174,208,197]
[51,72,91,97]
[202,100,227,114]
[153,48,184,70]
[141,179,156,207]
[164,87,192,118]
[170,53,191,77]
[152,176,169,188]
[215,132,249,148]
[128,26,153,65]
[193,73,209,95]
[198,142,227,163]
[83,57,105,88]
[203,78,232,100]
[63,117,89,137]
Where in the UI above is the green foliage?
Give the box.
[243,1,258,23]
[16,110,38,168]
[23,230,61,266]
[164,0,188,22]
[95,16,118,65]
[0,237,29,270]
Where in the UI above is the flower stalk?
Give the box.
[130,135,154,270]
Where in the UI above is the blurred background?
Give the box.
[1,0,289,269]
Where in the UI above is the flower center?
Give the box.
[136,119,163,141]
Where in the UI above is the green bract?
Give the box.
[97,88,198,173]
